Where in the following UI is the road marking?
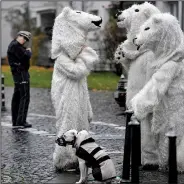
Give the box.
[106,151,123,154]
[93,135,124,139]
[1,122,51,135]
[1,121,124,140]
[115,126,126,130]
[2,114,126,130]
[20,128,50,135]
[91,121,119,127]
[1,121,124,154]
[29,113,55,119]
[29,114,126,130]
[1,122,12,127]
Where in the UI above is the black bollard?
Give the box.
[129,116,140,183]
[137,122,141,166]
[167,131,177,184]
[1,74,6,111]
[122,110,133,180]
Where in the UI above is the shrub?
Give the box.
[30,33,46,66]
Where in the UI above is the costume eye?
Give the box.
[144,27,150,31]
[76,11,81,14]
[135,9,139,12]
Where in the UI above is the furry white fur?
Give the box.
[115,2,160,166]
[131,13,184,171]
[51,7,101,170]
[115,2,160,107]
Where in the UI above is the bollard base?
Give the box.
[116,112,126,116]
[1,106,6,111]
[120,179,132,183]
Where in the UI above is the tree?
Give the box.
[101,2,129,61]
[5,2,38,38]
[99,1,145,76]
[97,2,126,76]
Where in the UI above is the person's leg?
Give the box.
[11,83,20,126]
[141,113,160,170]
[16,81,31,127]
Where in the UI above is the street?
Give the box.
[1,87,184,183]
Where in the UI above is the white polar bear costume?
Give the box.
[51,7,102,170]
[115,2,161,166]
[131,13,184,172]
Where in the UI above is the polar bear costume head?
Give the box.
[51,7,102,60]
[134,13,184,66]
[117,2,160,40]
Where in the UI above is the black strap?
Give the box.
[90,147,102,156]
[97,155,110,164]
[80,137,95,146]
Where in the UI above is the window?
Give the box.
[169,1,178,18]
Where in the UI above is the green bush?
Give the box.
[30,33,46,66]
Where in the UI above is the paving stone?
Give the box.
[1,87,184,183]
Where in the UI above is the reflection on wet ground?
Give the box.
[1,87,184,183]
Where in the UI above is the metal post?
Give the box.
[138,121,141,166]
[129,117,140,183]
[1,74,6,111]
[167,131,177,184]
[122,110,133,180]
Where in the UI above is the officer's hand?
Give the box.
[26,48,32,52]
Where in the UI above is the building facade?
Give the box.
[1,1,184,70]
[155,1,184,30]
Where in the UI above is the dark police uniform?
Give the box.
[7,39,32,127]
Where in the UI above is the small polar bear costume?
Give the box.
[115,2,161,166]
[51,7,102,170]
[131,13,184,172]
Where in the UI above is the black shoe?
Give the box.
[23,122,32,128]
[141,164,159,171]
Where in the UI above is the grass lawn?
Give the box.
[1,65,120,91]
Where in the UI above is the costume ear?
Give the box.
[143,2,160,18]
[142,2,152,18]
[62,7,71,16]
[153,16,162,24]
[144,9,152,18]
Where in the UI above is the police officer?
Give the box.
[7,31,32,128]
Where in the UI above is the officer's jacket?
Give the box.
[7,39,32,83]
[76,137,116,181]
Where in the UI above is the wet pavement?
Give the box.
[1,87,184,183]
